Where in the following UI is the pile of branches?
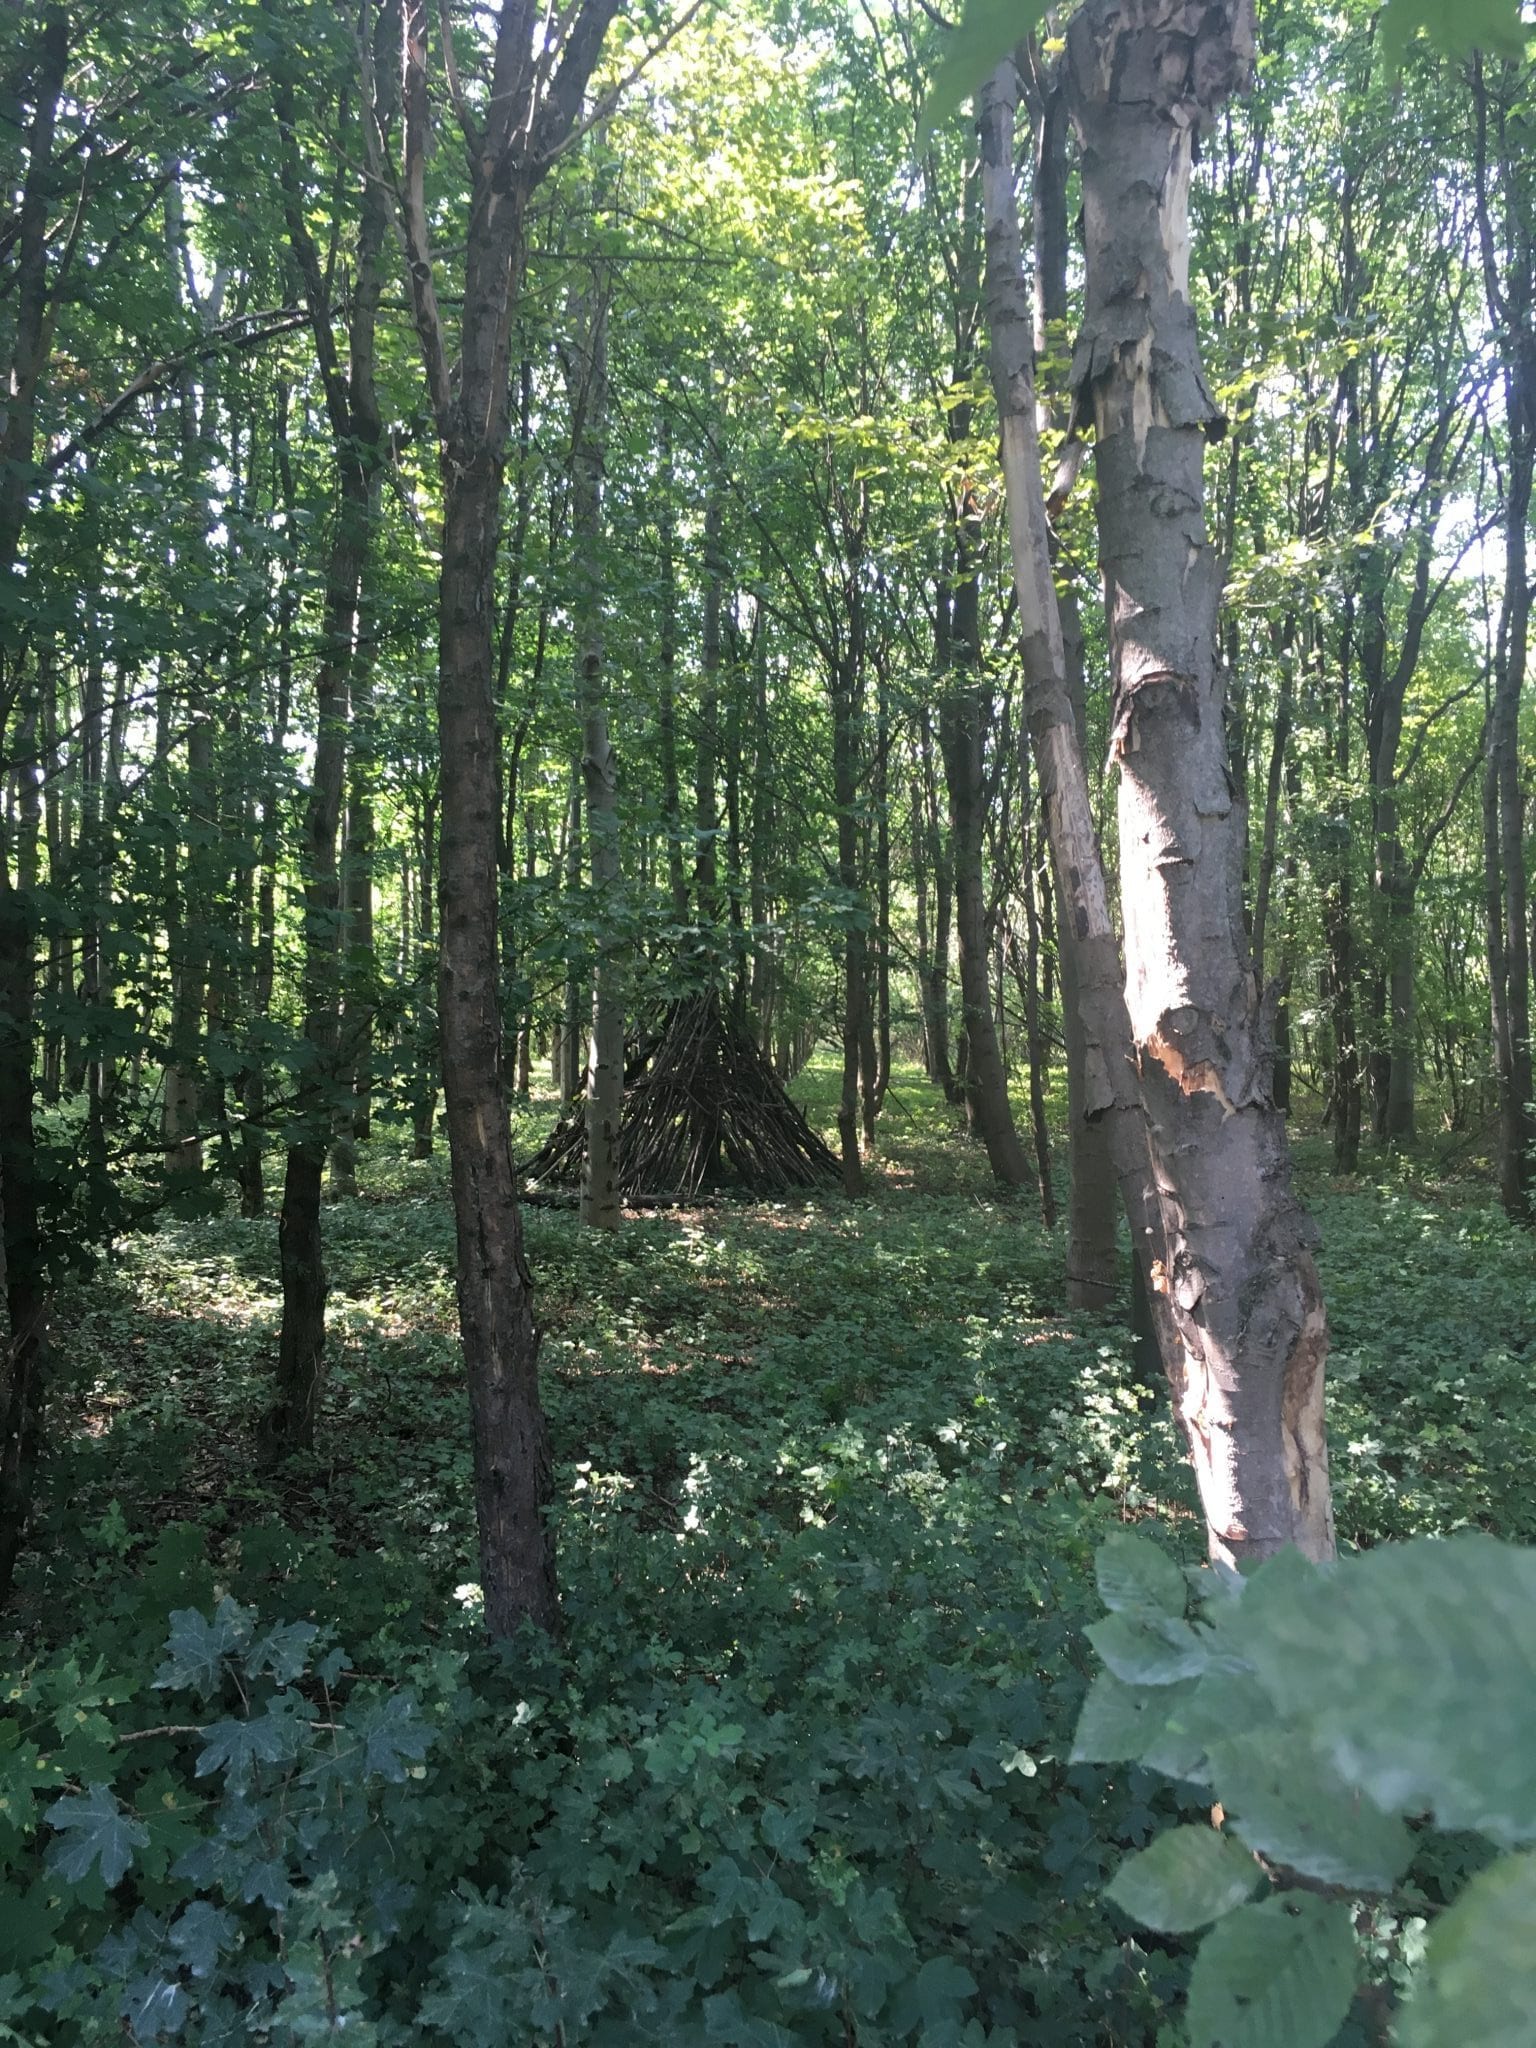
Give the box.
[522,992,840,1201]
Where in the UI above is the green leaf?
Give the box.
[1378,0,1530,68]
[1106,1825,1261,1933]
[1087,1611,1209,1685]
[43,1782,149,1889]
[1185,1894,1356,2048]
[891,1955,979,2036]
[1209,1729,1414,1890]
[1096,1532,1189,1620]
[1072,1671,1198,1764]
[248,1619,320,1684]
[1140,1667,1277,1782]
[1233,1534,1536,1847]
[153,1599,254,1698]
[1398,1851,1536,2048]
[168,1899,239,1979]
[917,0,1052,150]
[196,1710,306,1788]
[352,1693,433,1782]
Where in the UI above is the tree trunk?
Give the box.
[1030,65,1119,1300]
[981,46,1333,1567]
[833,657,865,1194]
[1062,0,1333,1564]
[657,416,689,922]
[940,511,1030,1185]
[1473,51,1536,1218]
[386,0,620,1635]
[569,286,622,1232]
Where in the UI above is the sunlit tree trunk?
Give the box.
[1028,58,1118,1305]
[981,43,1333,1567]
[1062,0,1333,1562]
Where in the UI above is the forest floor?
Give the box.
[6,1059,1536,2043]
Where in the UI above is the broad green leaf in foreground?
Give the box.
[1209,1728,1415,1889]
[1071,1671,1197,1764]
[1087,1611,1208,1685]
[1233,1534,1536,1847]
[1397,1851,1536,2048]
[1095,1530,1189,1620]
[1184,1893,1356,2048]
[917,0,1052,149]
[1379,0,1530,66]
[1106,1824,1261,1932]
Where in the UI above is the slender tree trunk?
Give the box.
[696,470,724,938]
[331,646,378,1198]
[568,286,622,1231]
[561,769,583,1102]
[268,469,370,1454]
[1030,67,1118,1300]
[940,536,1030,1185]
[411,793,438,1159]
[657,416,689,922]
[916,709,956,1098]
[384,0,618,1638]
[833,657,865,1194]
[268,58,387,1454]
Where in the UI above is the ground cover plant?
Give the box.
[3,1064,1533,2044]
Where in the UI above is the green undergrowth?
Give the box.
[1,1063,1532,2043]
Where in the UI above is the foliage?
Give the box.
[0,1078,1197,2046]
[1075,1527,1536,2048]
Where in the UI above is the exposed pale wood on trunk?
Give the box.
[1062,0,1333,1564]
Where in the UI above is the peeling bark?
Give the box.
[1064,0,1333,1563]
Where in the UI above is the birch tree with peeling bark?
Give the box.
[1061,0,1333,1564]
[978,30,1334,1567]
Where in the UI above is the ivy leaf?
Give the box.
[43,1783,149,1890]
[1398,1851,1536,2048]
[917,0,1053,150]
[1185,1894,1356,2048]
[1106,1825,1261,1933]
[1209,1729,1414,1889]
[1095,1532,1189,1620]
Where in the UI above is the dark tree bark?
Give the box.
[565,283,622,1232]
[383,0,620,1635]
[940,501,1030,1188]
[657,416,690,922]
[1473,55,1536,1221]
[266,42,387,1455]
[0,11,69,1600]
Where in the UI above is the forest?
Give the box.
[2,0,1536,2038]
